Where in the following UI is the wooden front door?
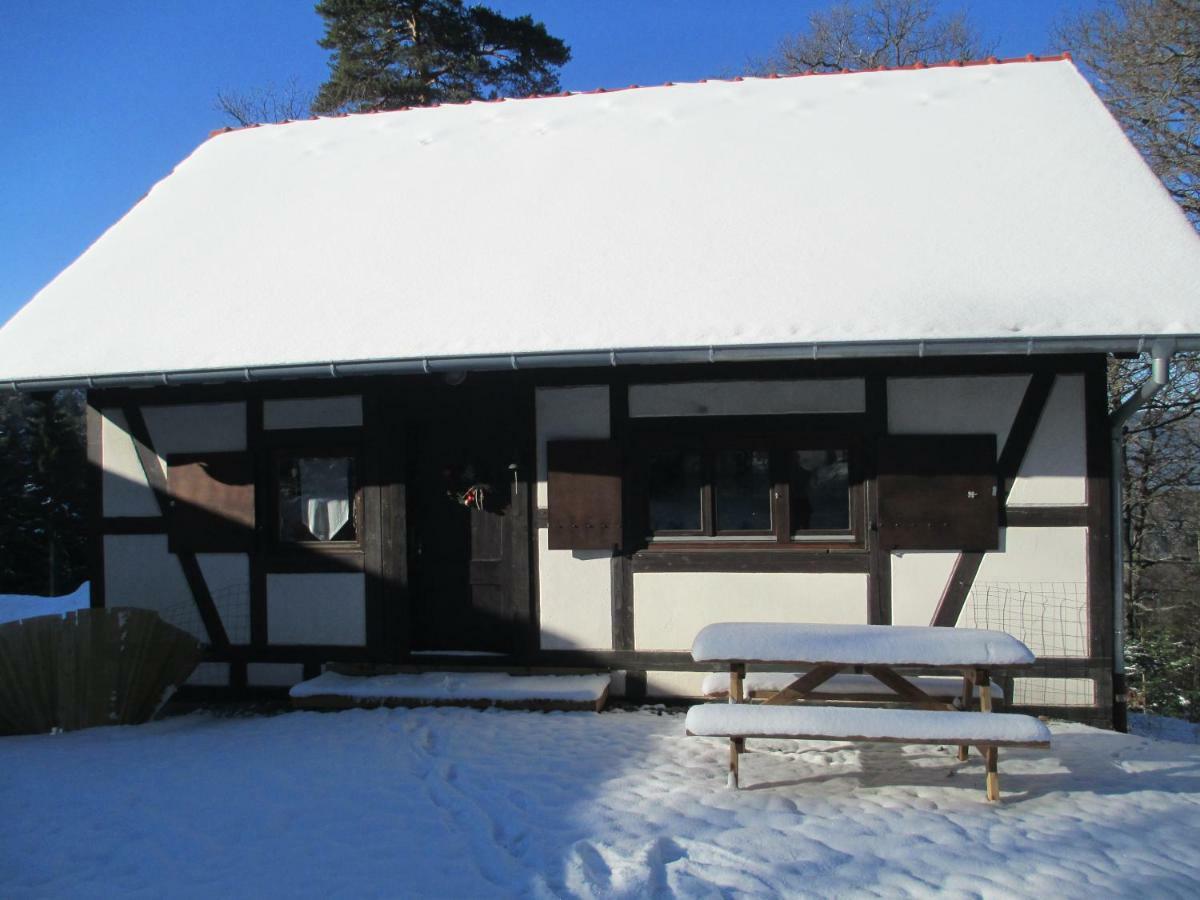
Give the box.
[407,379,531,654]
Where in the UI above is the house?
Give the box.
[1,55,1197,726]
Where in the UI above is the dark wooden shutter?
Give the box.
[877,435,999,551]
[166,453,255,552]
[547,440,622,551]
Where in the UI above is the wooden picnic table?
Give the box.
[687,622,1046,801]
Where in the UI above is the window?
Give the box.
[274,450,360,544]
[638,432,861,547]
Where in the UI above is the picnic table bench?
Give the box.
[684,622,1051,801]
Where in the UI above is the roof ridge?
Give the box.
[207,52,1073,139]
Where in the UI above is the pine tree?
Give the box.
[0,391,88,596]
[313,0,570,113]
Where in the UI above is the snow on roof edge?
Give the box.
[206,53,1077,139]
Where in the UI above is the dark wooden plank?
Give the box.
[510,378,537,658]
[631,550,869,574]
[100,516,168,534]
[1004,506,1088,527]
[547,440,622,550]
[877,435,999,551]
[1083,357,1119,727]
[865,373,890,624]
[378,388,409,661]
[930,551,985,627]
[610,376,635,652]
[623,669,647,701]
[85,401,106,609]
[361,389,385,660]
[166,452,255,551]
[247,397,268,648]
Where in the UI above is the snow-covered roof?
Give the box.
[2,55,1198,388]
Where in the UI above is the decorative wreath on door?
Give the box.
[444,463,491,510]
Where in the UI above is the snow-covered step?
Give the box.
[701,672,1005,702]
[289,671,611,712]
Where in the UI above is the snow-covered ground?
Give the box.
[0,582,89,624]
[3,707,1199,898]
[1130,712,1200,745]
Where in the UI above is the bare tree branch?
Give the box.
[753,0,993,75]
[215,78,315,127]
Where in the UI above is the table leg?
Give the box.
[985,746,1000,802]
[957,672,972,761]
[729,663,745,789]
[977,668,993,713]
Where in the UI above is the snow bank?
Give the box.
[701,671,1005,700]
[1130,712,1200,745]
[2,709,1197,897]
[686,703,1050,744]
[0,582,89,624]
[692,621,1035,666]
[290,670,610,703]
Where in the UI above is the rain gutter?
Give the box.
[3,333,1199,393]
[1109,339,1176,733]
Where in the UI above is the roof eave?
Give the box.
[5,333,1197,393]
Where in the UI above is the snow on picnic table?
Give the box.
[692,621,1036,667]
[3,709,1199,898]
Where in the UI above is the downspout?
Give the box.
[1109,339,1174,732]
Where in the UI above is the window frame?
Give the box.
[269,444,365,553]
[632,424,864,550]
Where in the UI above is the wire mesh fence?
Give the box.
[964,581,1094,707]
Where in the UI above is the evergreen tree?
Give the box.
[0,391,88,596]
[313,0,570,114]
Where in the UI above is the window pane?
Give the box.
[648,450,703,532]
[790,449,849,531]
[714,449,772,532]
[278,456,357,542]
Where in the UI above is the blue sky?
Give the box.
[0,1,1094,325]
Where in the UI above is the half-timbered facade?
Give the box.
[2,56,1198,726]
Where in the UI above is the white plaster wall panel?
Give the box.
[629,379,865,417]
[186,662,230,687]
[959,527,1089,657]
[100,409,159,516]
[196,553,251,645]
[247,662,305,687]
[887,375,1030,451]
[890,552,959,626]
[534,385,609,507]
[645,670,707,698]
[536,529,613,650]
[1011,677,1096,707]
[633,572,869,651]
[143,402,246,455]
[266,573,366,646]
[1007,375,1087,506]
[263,396,363,430]
[103,534,206,640]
